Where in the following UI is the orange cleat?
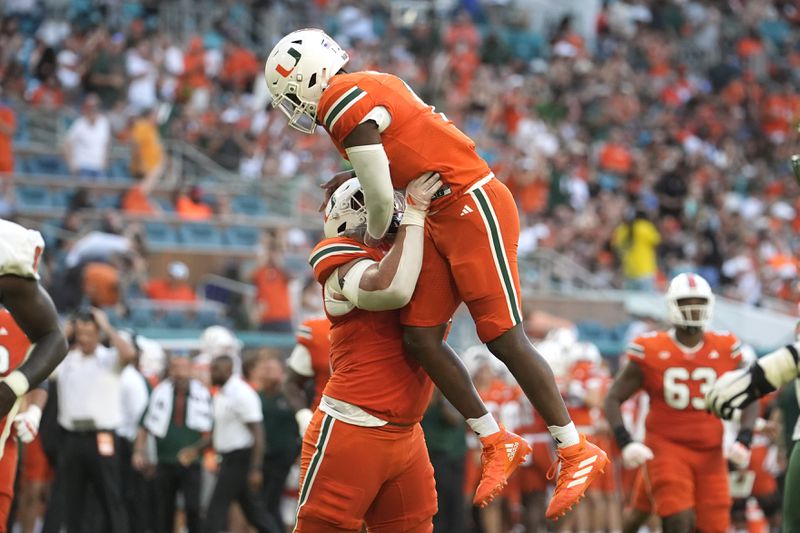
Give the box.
[473,426,532,507]
[545,434,610,520]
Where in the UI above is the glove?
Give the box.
[295,408,313,438]
[727,441,751,470]
[404,172,442,212]
[706,365,769,420]
[14,405,42,444]
[621,442,654,469]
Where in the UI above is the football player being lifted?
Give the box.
[604,273,759,533]
[265,28,607,515]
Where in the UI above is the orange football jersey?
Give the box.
[295,317,332,411]
[0,310,30,377]
[317,71,491,211]
[627,330,743,449]
[310,237,433,425]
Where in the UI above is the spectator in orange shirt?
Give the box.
[122,140,162,215]
[83,261,121,308]
[250,247,293,333]
[175,186,213,220]
[220,42,260,92]
[145,261,197,302]
[598,129,633,175]
[29,74,64,110]
[0,86,16,176]
[130,108,164,180]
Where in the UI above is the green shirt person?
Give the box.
[134,355,212,533]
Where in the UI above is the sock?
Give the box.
[548,421,580,448]
[466,413,500,437]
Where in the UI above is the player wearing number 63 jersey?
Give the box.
[0,220,68,532]
[604,273,759,533]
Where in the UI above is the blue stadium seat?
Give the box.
[143,222,178,247]
[179,223,223,248]
[226,225,260,248]
[163,310,189,329]
[231,196,268,217]
[95,193,121,209]
[32,154,69,176]
[51,189,70,209]
[128,307,153,329]
[15,185,51,211]
[109,159,132,181]
[153,196,174,212]
[197,308,223,328]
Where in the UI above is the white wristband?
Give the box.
[3,371,29,398]
[400,206,426,227]
[295,408,313,436]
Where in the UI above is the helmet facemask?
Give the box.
[273,88,318,134]
[668,296,712,333]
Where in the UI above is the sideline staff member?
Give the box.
[57,308,136,533]
[204,355,278,533]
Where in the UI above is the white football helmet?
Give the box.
[323,178,404,239]
[665,273,714,330]
[264,28,349,133]
[568,342,602,366]
[200,325,242,358]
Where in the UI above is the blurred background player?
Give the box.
[0,219,68,533]
[296,173,443,531]
[282,315,331,437]
[605,273,759,533]
[461,347,522,533]
[707,325,800,532]
[265,29,608,514]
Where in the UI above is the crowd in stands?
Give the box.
[0,0,799,327]
[1,2,799,531]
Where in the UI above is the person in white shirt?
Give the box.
[116,332,151,533]
[55,307,136,533]
[126,41,158,114]
[63,94,111,180]
[204,355,278,533]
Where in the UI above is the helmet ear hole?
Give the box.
[337,222,347,235]
[308,73,317,88]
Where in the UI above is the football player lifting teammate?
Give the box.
[265,28,607,515]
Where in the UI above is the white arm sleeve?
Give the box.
[287,344,314,377]
[758,343,800,389]
[345,144,394,241]
[339,225,425,311]
[361,106,392,133]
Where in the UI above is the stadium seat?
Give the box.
[51,189,70,209]
[32,154,69,176]
[143,222,178,247]
[15,185,51,211]
[109,159,132,182]
[231,195,268,217]
[197,308,224,328]
[128,307,153,329]
[163,310,189,329]
[153,196,174,212]
[226,225,260,248]
[94,193,121,209]
[179,223,224,248]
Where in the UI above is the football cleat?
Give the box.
[473,426,531,507]
[545,434,610,519]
